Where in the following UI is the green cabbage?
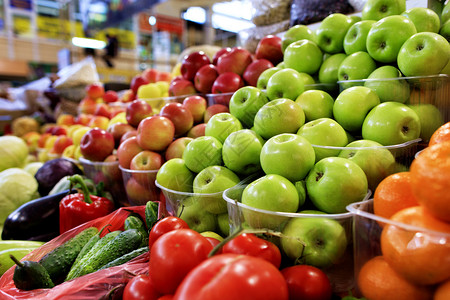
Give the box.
[0,136,29,172]
[0,168,38,225]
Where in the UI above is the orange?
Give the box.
[380,206,450,285]
[357,256,433,300]
[373,172,420,220]
[428,122,450,146]
[434,278,450,300]
[410,141,450,222]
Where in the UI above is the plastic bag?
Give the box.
[250,0,292,26]
[0,206,150,300]
[54,56,99,90]
[289,0,354,26]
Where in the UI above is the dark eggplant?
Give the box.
[35,158,83,196]
[1,189,74,242]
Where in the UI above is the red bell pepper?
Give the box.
[59,175,115,234]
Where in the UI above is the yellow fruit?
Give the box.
[72,126,91,146]
[44,135,58,149]
[137,83,161,99]
[67,124,84,138]
[62,144,76,159]
[108,112,127,128]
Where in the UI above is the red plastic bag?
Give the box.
[0,206,151,300]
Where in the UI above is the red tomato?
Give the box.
[123,274,162,300]
[221,233,281,268]
[281,265,333,300]
[149,228,213,295]
[157,296,173,300]
[148,216,189,249]
[173,253,289,300]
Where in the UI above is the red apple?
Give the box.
[120,130,138,144]
[180,51,211,81]
[142,68,159,83]
[51,125,67,136]
[165,137,194,160]
[37,133,52,148]
[130,75,150,95]
[94,103,111,119]
[103,90,119,103]
[159,102,194,137]
[130,150,163,185]
[168,79,197,97]
[102,154,122,182]
[125,176,158,205]
[156,71,173,82]
[79,97,97,115]
[243,58,274,86]
[187,123,207,138]
[212,47,232,65]
[107,122,136,148]
[109,106,126,118]
[117,136,144,168]
[120,89,136,103]
[211,72,244,106]
[182,95,207,124]
[75,113,93,126]
[203,104,229,123]
[50,135,73,154]
[216,47,253,76]
[86,82,105,99]
[194,64,219,94]
[80,128,115,161]
[126,99,153,128]
[137,116,175,151]
[88,115,110,130]
[255,35,283,66]
[56,114,75,126]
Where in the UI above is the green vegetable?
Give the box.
[0,248,38,275]
[76,229,143,277]
[124,214,148,247]
[145,201,159,229]
[65,230,122,281]
[11,255,54,290]
[0,240,44,252]
[38,226,98,283]
[0,168,39,226]
[99,246,148,270]
[0,136,28,172]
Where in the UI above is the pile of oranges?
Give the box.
[357,122,450,300]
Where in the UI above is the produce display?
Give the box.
[1,0,450,299]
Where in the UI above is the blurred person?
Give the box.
[103,33,119,68]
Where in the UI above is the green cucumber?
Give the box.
[124,215,149,247]
[76,229,143,277]
[99,246,149,270]
[145,201,159,229]
[38,227,97,283]
[65,230,121,281]
[11,255,54,290]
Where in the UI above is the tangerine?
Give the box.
[410,141,450,222]
[380,206,450,285]
[373,172,419,220]
[428,121,450,146]
[357,255,433,300]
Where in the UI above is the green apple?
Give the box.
[260,133,315,182]
[295,89,334,122]
[177,198,217,233]
[316,13,355,54]
[333,86,381,132]
[229,86,269,129]
[366,15,417,63]
[442,1,450,24]
[298,72,316,90]
[222,129,264,176]
[217,212,230,236]
[338,51,377,89]
[361,0,406,21]
[256,67,282,90]
[205,112,243,144]
[155,158,195,192]
[401,7,440,33]
[182,136,223,173]
[318,53,347,84]
[253,98,305,140]
[277,61,285,68]
[193,165,241,214]
[297,118,348,162]
[440,19,450,43]
[280,216,347,268]
[364,65,410,103]
[294,180,307,209]
[305,156,368,213]
[350,15,362,23]
[283,39,323,75]
[362,102,421,146]
[343,20,376,55]
[266,68,305,101]
[338,139,396,191]
[282,24,317,52]
[241,174,299,229]
[408,104,444,142]
[397,32,450,77]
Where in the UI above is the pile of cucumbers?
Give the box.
[11,202,158,291]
